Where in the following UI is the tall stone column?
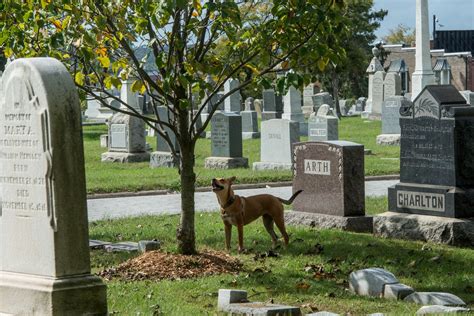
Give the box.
[411,0,435,100]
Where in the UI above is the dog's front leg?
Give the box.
[224,222,232,252]
[237,223,244,253]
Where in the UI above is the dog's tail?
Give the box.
[278,190,303,205]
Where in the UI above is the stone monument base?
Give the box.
[101,151,150,163]
[150,151,179,168]
[242,132,260,139]
[373,212,474,246]
[261,112,282,121]
[0,272,107,315]
[361,111,370,119]
[204,157,249,169]
[285,211,373,233]
[376,134,401,146]
[252,161,292,171]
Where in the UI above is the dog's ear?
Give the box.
[229,176,236,183]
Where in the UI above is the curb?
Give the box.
[87,175,399,200]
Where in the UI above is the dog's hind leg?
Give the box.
[273,213,289,246]
[262,214,279,248]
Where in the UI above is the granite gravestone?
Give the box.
[302,83,320,116]
[262,89,283,120]
[282,86,307,135]
[253,119,299,170]
[241,97,260,139]
[101,79,149,163]
[376,96,413,146]
[292,141,365,217]
[312,92,333,114]
[205,112,248,169]
[388,85,474,218]
[0,58,107,315]
[200,75,221,123]
[150,106,179,168]
[224,79,242,113]
[384,72,402,98]
[371,71,385,116]
[85,98,101,120]
[356,97,367,112]
[308,113,338,141]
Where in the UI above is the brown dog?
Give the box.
[212,177,303,253]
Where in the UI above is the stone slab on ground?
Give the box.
[349,268,399,297]
[89,240,112,250]
[306,312,340,316]
[223,302,301,315]
[150,151,179,168]
[285,211,373,233]
[416,305,471,314]
[101,151,150,163]
[404,292,466,306]
[376,134,401,146]
[373,212,474,247]
[138,240,160,253]
[104,242,139,253]
[253,162,293,171]
[384,283,414,300]
[204,157,249,169]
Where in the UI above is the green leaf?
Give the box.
[75,72,85,86]
[98,56,110,68]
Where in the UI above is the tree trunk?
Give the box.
[331,70,341,119]
[176,108,197,255]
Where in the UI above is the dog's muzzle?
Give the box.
[212,179,224,192]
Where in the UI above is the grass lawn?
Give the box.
[84,117,400,194]
[89,197,474,315]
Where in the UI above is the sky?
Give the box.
[373,0,474,41]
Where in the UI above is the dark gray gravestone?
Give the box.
[381,96,412,134]
[211,112,242,157]
[388,85,474,218]
[312,92,333,113]
[308,114,338,141]
[262,89,282,120]
[292,141,365,216]
[150,106,179,168]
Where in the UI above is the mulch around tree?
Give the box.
[98,249,242,281]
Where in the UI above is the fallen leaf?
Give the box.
[296,282,311,290]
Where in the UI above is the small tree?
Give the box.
[383,24,416,46]
[1,0,348,254]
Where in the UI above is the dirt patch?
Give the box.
[98,249,242,281]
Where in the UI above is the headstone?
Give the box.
[120,79,142,114]
[224,79,242,113]
[302,83,320,116]
[370,70,385,116]
[241,97,260,139]
[384,72,402,98]
[85,98,101,120]
[388,85,474,218]
[204,112,248,169]
[100,134,108,148]
[282,86,307,135]
[308,113,338,141]
[404,292,466,306]
[355,97,366,112]
[253,119,299,170]
[377,96,413,146]
[349,268,399,297]
[200,75,221,123]
[150,106,179,168]
[365,48,385,117]
[292,141,366,217]
[96,97,119,121]
[0,57,107,315]
[261,89,282,120]
[312,92,333,113]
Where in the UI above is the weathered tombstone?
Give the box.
[205,112,248,169]
[150,106,179,168]
[96,97,119,121]
[312,92,333,114]
[383,72,402,98]
[0,58,107,315]
[261,89,282,120]
[376,96,412,146]
[85,98,101,120]
[241,97,260,139]
[308,112,338,141]
[370,70,385,118]
[224,79,242,113]
[286,141,372,232]
[200,75,221,123]
[282,86,307,135]
[364,46,385,118]
[388,85,474,218]
[253,119,299,170]
[101,89,150,162]
[302,83,320,116]
[355,97,367,112]
[120,79,142,114]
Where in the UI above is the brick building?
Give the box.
[383,44,474,93]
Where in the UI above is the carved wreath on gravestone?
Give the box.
[414,98,439,118]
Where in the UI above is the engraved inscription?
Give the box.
[268,133,281,140]
[110,123,127,148]
[212,116,229,150]
[0,75,49,216]
[397,190,444,212]
[304,159,331,175]
[309,129,327,137]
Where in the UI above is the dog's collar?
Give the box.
[223,195,236,209]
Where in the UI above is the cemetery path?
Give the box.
[87,180,397,222]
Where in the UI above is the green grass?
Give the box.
[89,197,474,315]
[84,117,400,194]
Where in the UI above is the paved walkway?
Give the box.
[87,180,397,221]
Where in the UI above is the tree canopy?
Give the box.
[383,23,415,46]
